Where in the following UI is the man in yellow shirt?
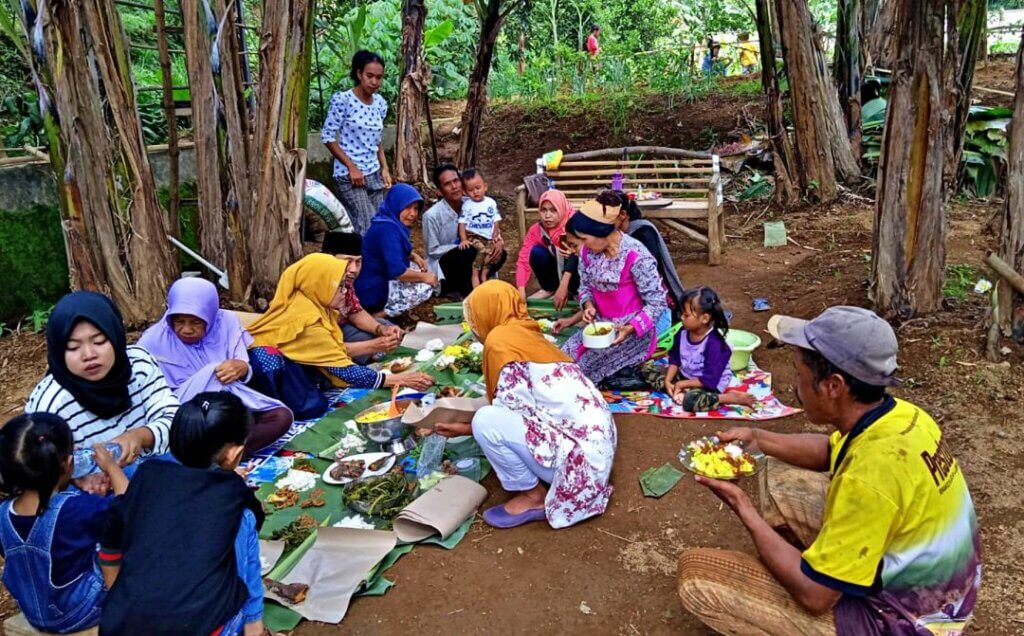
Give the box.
[738,32,758,75]
[677,306,981,635]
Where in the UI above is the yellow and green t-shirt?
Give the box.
[738,43,759,67]
[801,397,981,635]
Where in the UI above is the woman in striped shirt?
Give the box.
[25,292,179,495]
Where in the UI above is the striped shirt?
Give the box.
[25,347,179,456]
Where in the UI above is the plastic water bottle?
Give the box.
[71,443,123,479]
[611,171,623,191]
[415,435,446,479]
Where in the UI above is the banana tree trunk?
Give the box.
[992,27,1024,342]
[395,0,429,184]
[458,0,507,169]
[773,0,860,202]
[249,0,315,304]
[181,0,254,302]
[870,0,898,69]
[755,0,798,205]
[834,0,864,161]
[872,0,951,319]
[32,0,176,324]
[946,0,987,190]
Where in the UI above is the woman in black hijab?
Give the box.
[25,291,179,493]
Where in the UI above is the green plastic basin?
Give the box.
[724,329,762,372]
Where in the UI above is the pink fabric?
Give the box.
[578,250,657,359]
[587,34,600,55]
[515,190,575,287]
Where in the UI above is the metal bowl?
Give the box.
[353,398,418,443]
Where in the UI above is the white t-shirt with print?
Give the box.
[459,196,501,240]
[320,90,388,178]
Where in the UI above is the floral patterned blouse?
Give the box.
[493,361,617,528]
[578,233,668,329]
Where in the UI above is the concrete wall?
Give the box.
[0,128,396,213]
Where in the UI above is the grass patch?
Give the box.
[943,263,978,302]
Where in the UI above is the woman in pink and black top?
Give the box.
[560,197,669,384]
[515,189,578,309]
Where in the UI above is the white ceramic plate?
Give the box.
[636,198,672,209]
[323,452,396,485]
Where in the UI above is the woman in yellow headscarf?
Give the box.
[435,280,616,530]
[245,255,432,411]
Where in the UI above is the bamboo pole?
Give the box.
[560,146,711,160]
[986,252,1024,295]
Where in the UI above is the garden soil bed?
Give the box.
[0,92,1021,634]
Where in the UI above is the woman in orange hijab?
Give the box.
[435,280,616,530]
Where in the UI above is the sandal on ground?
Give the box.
[482,504,547,529]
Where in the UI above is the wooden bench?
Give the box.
[3,614,97,636]
[514,147,725,264]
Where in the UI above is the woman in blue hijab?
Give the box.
[355,183,438,316]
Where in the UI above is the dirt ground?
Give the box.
[0,92,1022,634]
[973,54,1018,109]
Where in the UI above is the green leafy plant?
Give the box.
[861,97,1010,197]
[942,264,977,302]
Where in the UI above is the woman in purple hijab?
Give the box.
[138,278,293,457]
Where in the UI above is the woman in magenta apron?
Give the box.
[560,198,669,384]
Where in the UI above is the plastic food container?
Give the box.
[724,329,762,372]
[582,322,615,349]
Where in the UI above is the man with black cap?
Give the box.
[677,306,981,635]
[321,231,403,364]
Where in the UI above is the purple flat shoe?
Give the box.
[482,504,547,529]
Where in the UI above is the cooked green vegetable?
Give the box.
[343,472,415,519]
[271,514,317,552]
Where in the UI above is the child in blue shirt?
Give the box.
[0,413,127,633]
[99,392,267,636]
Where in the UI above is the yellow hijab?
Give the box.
[247,254,354,372]
[464,280,570,400]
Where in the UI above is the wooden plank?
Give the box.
[516,185,527,240]
[558,159,715,167]
[659,219,708,245]
[548,177,712,186]
[706,173,722,265]
[549,167,715,177]
[561,146,712,161]
[523,206,709,221]
[557,188,709,198]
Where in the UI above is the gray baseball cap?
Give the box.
[767,306,900,387]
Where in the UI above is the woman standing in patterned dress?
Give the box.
[321,50,393,234]
[430,281,617,529]
[560,198,670,384]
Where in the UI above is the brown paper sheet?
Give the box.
[264,528,397,624]
[259,539,286,576]
[401,396,489,430]
[400,321,466,350]
[393,475,487,542]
